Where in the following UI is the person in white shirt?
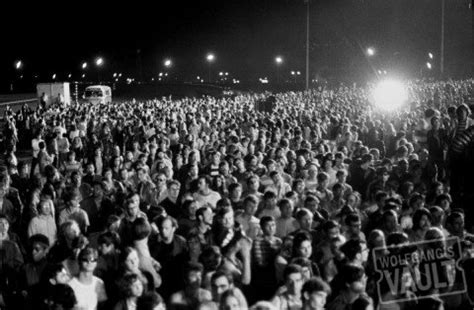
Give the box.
[193,175,222,209]
[68,246,107,310]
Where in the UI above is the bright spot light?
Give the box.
[275,56,283,64]
[113,73,117,77]
[95,57,104,66]
[159,72,163,77]
[371,79,408,112]
[225,72,229,76]
[15,60,22,70]
[82,62,88,69]
[426,62,432,69]
[82,74,85,78]
[219,72,223,76]
[367,47,375,56]
[68,74,72,78]
[297,71,301,75]
[52,74,56,80]
[377,70,382,75]
[291,71,295,75]
[428,52,434,59]
[164,59,172,67]
[206,53,215,62]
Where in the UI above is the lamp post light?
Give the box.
[275,56,283,83]
[206,53,215,83]
[95,57,104,83]
[12,60,23,92]
[367,47,376,57]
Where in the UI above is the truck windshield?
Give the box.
[85,90,103,97]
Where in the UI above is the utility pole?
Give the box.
[305,0,310,90]
[440,0,445,77]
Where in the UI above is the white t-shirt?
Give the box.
[193,190,222,209]
[69,276,107,310]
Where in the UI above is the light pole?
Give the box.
[95,57,104,83]
[305,0,310,90]
[12,60,22,92]
[440,0,445,76]
[164,59,172,80]
[275,56,283,84]
[206,53,215,83]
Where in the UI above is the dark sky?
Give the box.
[1,0,472,83]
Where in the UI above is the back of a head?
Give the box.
[301,276,331,299]
[47,283,77,310]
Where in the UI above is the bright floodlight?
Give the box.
[275,56,283,64]
[371,79,408,111]
[428,52,434,59]
[82,62,88,69]
[367,47,375,56]
[426,62,432,69]
[95,57,104,66]
[206,53,215,62]
[15,60,22,70]
[164,59,172,67]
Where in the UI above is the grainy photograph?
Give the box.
[0,1,473,309]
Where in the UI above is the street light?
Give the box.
[428,52,434,59]
[427,62,432,69]
[367,47,375,56]
[82,62,88,70]
[291,71,296,83]
[206,53,215,82]
[275,56,283,83]
[206,53,215,62]
[95,57,104,66]
[95,57,104,82]
[15,60,22,70]
[164,59,172,68]
[52,74,56,80]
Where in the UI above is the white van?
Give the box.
[83,85,112,104]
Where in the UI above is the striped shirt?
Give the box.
[252,236,282,267]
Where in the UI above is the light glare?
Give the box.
[371,79,408,111]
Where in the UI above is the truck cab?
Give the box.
[83,85,112,104]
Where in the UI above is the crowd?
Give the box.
[0,78,474,310]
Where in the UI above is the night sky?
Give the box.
[1,0,472,85]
